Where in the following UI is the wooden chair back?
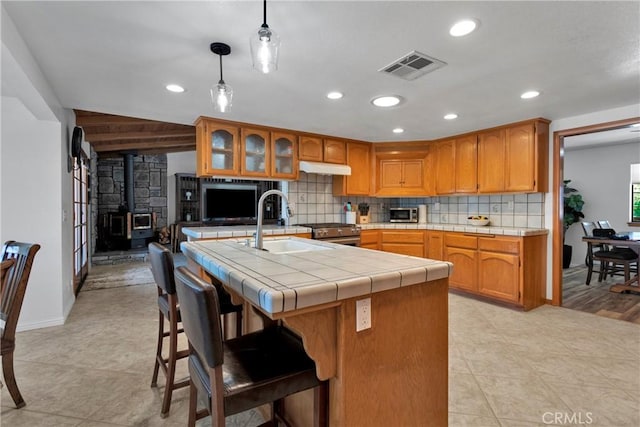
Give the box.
[1,241,41,342]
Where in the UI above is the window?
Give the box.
[632,164,640,223]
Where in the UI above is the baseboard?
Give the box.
[16,316,65,332]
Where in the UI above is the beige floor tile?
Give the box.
[474,375,571,423]
[448,412,501,426]
[0,409,87,426]
[586,356,640,392]
[544,382,640,427]
[521,353,617,388]
[448,372,495,418]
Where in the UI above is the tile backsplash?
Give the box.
[283,173,545,228]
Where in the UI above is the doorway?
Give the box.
[552,117,640,312]
[72,153,90,295]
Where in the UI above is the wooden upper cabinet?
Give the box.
[478,119,549,193]
[271,132,298,180]
[455,135,478,193]
[505,123,537,192]
[241,127,270,177]
[478,129,506,193]
[298,136,323,162]
[195,118,239,177]
[435,140,455,194]
[436,136,477,194]
[333,142,371,196]
[323,139,346,164]
[375,152,429,196]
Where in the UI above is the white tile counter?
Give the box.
[358,222,548,236]
[181,224,311,240]
[180,237,452,315]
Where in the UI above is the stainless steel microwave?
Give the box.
[389,207,418,223]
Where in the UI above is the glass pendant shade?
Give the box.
[250,25,280,73]
[211,81,233,113]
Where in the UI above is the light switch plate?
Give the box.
[356,298,371,332]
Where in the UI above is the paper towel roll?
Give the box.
[418,204,427,223]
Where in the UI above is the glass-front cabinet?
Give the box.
[196,118,239,177]
[271,131,298,179]
[241,127,269,177]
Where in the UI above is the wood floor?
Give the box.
[563,265,640,324]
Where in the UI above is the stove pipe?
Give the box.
[123,153,135,212]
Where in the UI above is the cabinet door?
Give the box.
[478,129,506,193]
[299,136,323,161]
[346,142,371,195]
[435,140,455,194]
[379,160,403,189]
[426,231,444,260]
[478,251,520,303]
[445,246,477,291]
[505,123,535,192]
[324,139,346,164]
[272,132,298,179]
[455,135,478,193]
[241,127,269,177]
[360,230,379,250]
[402,160,425,190]
[199,122,239,176]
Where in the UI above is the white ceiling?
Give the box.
[2,1,640,143]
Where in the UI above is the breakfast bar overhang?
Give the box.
[181,237,452,426]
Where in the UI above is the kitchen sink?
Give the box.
[239,238,332,254]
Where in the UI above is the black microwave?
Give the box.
[389,207,418,223]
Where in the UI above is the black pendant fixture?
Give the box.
[210,42,233,113]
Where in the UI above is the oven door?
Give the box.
[322,236,361,246]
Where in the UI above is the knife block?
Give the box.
[357,213,370,224]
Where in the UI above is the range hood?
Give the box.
[299,161,351,176]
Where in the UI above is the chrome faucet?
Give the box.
[256,189,293,250]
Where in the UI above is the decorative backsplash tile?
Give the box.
[284,172,545,228]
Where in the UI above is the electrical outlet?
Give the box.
[356,298,371,332]
[507,200,514,211]
[434,202,441,211]
[492,204,500,213]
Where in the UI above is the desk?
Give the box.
[582,232,640,294]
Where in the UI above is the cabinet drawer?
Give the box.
[381,231,424,244]
[381,243,424,257]
[478,237,520,254]
[360,230,379,245]
[444,233,477,249]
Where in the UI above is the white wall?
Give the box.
[1,7,75,330]
[166,151,196,225]
[564,142,640,266]
[546,103,640,298]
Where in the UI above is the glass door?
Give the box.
[73,153,89,295]
[241,127,269,177]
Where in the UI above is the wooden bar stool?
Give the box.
[148,242,190,418]
[174,266,328,427]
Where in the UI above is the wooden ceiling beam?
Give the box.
[92,140,195,153]
[85,129,195,142]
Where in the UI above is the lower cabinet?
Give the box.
[380,230,425,257]
[444,232,546,311]
[360,230,379,250]
[425,231,444,260]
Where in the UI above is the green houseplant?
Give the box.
[563,179,585,268]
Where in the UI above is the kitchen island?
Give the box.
[181,237,452,426]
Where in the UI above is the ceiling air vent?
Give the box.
[379,51,447,81]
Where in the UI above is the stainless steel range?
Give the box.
[300,223,361,246]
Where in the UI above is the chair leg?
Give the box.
[151,310,164,387]
[188,380,197,427]
[624,263,631,282]
[160,316,178,418]
[2,349,25,409]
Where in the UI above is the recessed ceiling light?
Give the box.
[327,91,343,100]
[444,113,458,120]
[166,84,185,93]
[449,19,478,37]
[521,90,540,99]
[393,128,404,134]
[372,95,402,107]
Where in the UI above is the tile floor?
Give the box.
[1,260,639,427]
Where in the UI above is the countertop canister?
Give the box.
[418,204,427,223]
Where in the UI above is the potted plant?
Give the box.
[563,179,585,268]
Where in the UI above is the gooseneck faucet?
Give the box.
[256,189,293,250]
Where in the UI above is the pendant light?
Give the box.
[250,0,280,73]
[210,42,233,113]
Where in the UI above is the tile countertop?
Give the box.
[181,225,312,240]
[180,237,452,315]
[358,222,549,237]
